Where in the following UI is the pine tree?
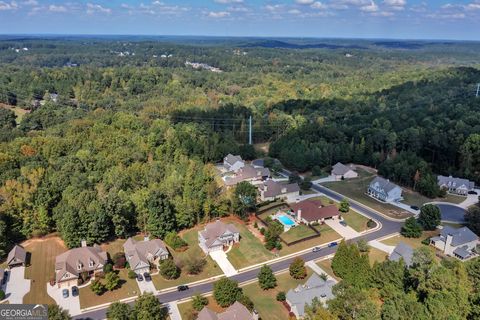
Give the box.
[289,257,307,279]
[258,265,277,290]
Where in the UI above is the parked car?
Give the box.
[177,285,189,291]
[468,191,478,195]
[62,289,69,298]
[143,272,152,282]
[328,242,338,248]
[410,205,420,210]
[339,220,347,227]
[136,273,143,282]
[312,247,321,252]
[71,286,79,297]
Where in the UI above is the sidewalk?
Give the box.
[168,301,182,320]
[305,261,337,283]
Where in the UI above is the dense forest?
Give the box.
[0,37,480,256]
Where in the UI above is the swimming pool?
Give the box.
[277,214,296,226]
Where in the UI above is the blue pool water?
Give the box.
[277,215,295,226]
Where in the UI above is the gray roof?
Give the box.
[123,237,168,270]
[7,245,27,266]
[437,175,475,190]
[0,268,4,282]
[453,246,472,259]
[224,165,270,186]
[224,154,243,166]
[389,242,413,266]
[200,220,239,248]
[55,245,108,282]
[286,274,335,317]
[197,302,254,320]
[331,162,355,176]
[258,180,300,198]
[251,159,264,167]
[440,226,479,247]
[369,176,400,194]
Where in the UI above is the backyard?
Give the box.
[178,268,314,320]
[22,234,68,305]
[281,224,318,243]
[279,224,341,256]
[152,226,223,290]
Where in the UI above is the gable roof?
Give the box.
[200,220,239,248]
[224,165,270,186]
[258,180,300,198]
[251,159,264,167]
[286,274,335,317]
[437,175,475,190]
[331,162,355,176]
[440,226,478,247]
[290,200,339,222]
[123,237,168,270]
[369,176,400,194]
[198,302,253,320]
[7,245,27,266]
[55,245,108,282]
[224,154,243,166]
[389,242,413,266]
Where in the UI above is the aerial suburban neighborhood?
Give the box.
[1,25,480,320]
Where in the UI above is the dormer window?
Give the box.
[89,259,94,268]
[77,262,83,270]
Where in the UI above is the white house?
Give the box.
[331,162,358,180]
[223,154,245,172]
[437,175,475,196]
[430,226,479,260]
[198,220,240,253]
[258,180,300,202]
[367,177,403,202]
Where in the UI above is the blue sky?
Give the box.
[1,0,479,40]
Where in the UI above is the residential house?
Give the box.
[223,154,245,172]
[290,199,340,225]
[286,274,336,319]
[123,237,169,274]
[258,180,300,202]
[367,177,403,202]
[224,165,270,187]
[198,220,240,253]
[54,241,108,288]
[331,162,358,180]
[430,226,479,260]
[437,175,475,196]
[197,301,258,320]
[389,242,413,266]
[251,159,264,168]
[7,245,27,268]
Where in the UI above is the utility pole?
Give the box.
[248,115,252,145]
[476,83,480,98]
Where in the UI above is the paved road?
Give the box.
[74,174,403,320]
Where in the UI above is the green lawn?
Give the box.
[322,169,413,219]
[281,224,318,243]
[227,221,275,269]
[79,269,140,308]
[279,225,341,256]
[341,210,370,232]
[381,231,438,250]
[368,247,388,265]
[0,103,29,123]
[401,190,465,207]
[316,259,339,281]
[152,226,223,290]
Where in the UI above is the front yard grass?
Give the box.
[401,190,465,207]
[152,226,223,290]
[368,247,388,265]
[316,259,339,281]
[227,220,275,269]
[322,169,413,219]
[23,234,68,305]
[79,269,140,309]
[281,224,317,243]
[381,231,438,250]
[341,210,370,232]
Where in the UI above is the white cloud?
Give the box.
[383,0,405,6]
[152,1,164,5]
[49,4,67,12]
[86,3,111,14]
[465,1,480,11]
[360,1,378,12]
[214,0,243,3]
[372,10,394,16]
[208,10,230,18]
[265,4,284,12]
[227,5,249,12]
[311,1,327,9]
[288,8,302,14]
[295,0,315,4]
[0,1,18,10]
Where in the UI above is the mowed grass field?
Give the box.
[23,235,68,305]
[0,103,29,123]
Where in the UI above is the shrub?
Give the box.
[105,271,121,291]
[192,294,208,311]
[254,221,258,229]
[128,270,137,279]
[421,237,431,245]
[258,265,277,290]
[90,280,105,295]
[275,242,282,250]
[289,258,307,279]
[160,259,180,280]
[401,217,423,238]
[276,291,286,301]
[260,227,265,235]
[113,252,126,269]
[0,289,5,300]
[311,221,319,226]
[367,219,377,228]
[185,256,207,275]
[165,231,188,250]
[103,263,114,274]
[238,294,255,312]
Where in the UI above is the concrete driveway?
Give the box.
[368,240,395,254]
[3,267,30,304]
[136,277,156,294]
[209,250,238,276]
[324,219,360,240]
[47,282,81,315]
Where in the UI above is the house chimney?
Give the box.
[281,187,287,193]
[144,236,150,242]
[81,240,87,247]
[264,185,268,192]
[298,209,302,221]
[445,234,454,255]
